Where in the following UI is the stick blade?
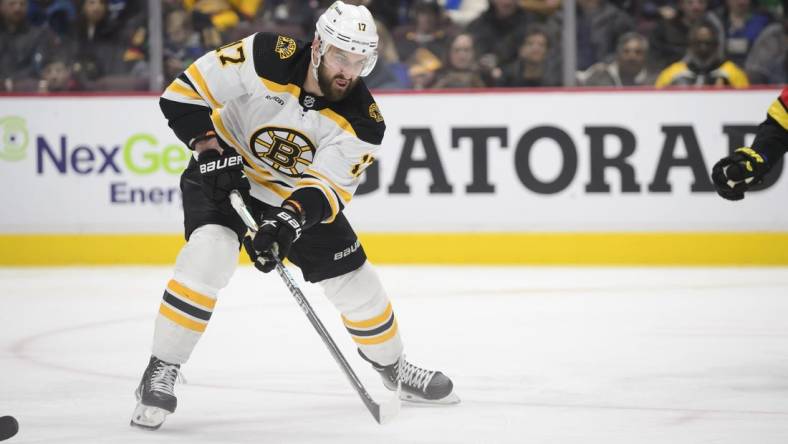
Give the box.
[373,382,401,424]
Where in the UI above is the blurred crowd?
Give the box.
[1,0,785,92]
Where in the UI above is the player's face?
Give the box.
[318,46,367,101]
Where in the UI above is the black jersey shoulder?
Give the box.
[327,80,386,145]
[252,32,310,85]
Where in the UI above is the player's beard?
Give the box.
[317,62,357,102]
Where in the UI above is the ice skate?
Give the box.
[130,356,181,430]
[361,351,460,404]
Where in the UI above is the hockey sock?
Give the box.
[153,279,217,364]
[151,224,239,364]
[320,262,403,366]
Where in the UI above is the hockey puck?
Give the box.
[0,416,18,441]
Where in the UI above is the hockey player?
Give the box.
[712,87,788,200]
[130,1,459,431]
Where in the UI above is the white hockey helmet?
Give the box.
[314,1,379,77]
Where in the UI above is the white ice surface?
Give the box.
[2,265,788,443]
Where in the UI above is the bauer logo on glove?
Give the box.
[196,148,249,213]
[244,206,304,273]
[198,154,243,174]
[276,210,303,240]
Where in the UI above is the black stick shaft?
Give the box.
[229,192,384,423]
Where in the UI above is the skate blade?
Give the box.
[130,403,170,430]
[401,390,461,405]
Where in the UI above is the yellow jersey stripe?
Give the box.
[159,303,208,332]
[342,303,393,328]
[261,78,301,97]
[245,167,291,199]
[768,98,788,130]
[304,169,352,203]
[167,279,216,309]
[165,80,202,101]
[161,91,207,106]
[260,79,355,137]
[319,108,356,137]
[187,64,221,109]
[351,320,399,345]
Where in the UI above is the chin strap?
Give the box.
[311,36,324,82]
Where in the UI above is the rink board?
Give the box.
[2,232,788,265]
[1,89,787,265]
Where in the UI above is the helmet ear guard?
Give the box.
[314,1,379,77]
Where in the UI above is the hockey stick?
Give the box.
[229,191,400,424]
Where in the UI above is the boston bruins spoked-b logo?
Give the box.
[250,127,315,176]
[275,35,296,60]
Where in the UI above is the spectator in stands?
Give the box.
[70,0,146,90]
[650,0,723,69]
[163,9,205,84]
[365,19,411,89]
[519,0,562,18]
[744,15,786,84]
[241,0,311,42]
[106,0,142,26]
[432,32,487,88]
[714,0,771,67]
[184,0,262,48]
[0,0,57,90]
[120,5,149,72]
[628,0,673,26]
[408,46,443,89]
[467,0,533,71]
[183,0,262,32]
[394,0,453,62]
[366,0,410,30]
[495,26,561,86]
[571,0,634,70]
[27,0,75,35]
[443,0,488,25]
[166,9,204,60]
[580,31,655,86]
[655,19,749,87]
[38,54,81,92]
[758,0,783,18]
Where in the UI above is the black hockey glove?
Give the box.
[243,207,303,273]
[711,147,770,201]
[197,147,249,213]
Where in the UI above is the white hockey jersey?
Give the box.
[160,33,385,224]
